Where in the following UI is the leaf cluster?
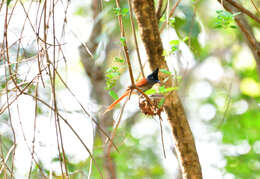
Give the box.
[215,10,241,29]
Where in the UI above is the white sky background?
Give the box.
[0,0,255,178]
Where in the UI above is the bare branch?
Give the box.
[115,0,135,86]
[128,0,145,78]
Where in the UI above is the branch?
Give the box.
[79,0,118,178]
[156,0,164,20]
[224,0,260,24]
[249,0,260,16]
[128,0,145,78]
[115,0,135,86]
[218,0,260,79]
[160,0,182,33]
[132,0,202,178]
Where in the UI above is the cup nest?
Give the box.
[139,95,164,116]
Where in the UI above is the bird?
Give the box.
[104,68,160,113]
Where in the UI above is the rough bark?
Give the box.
[132,1,202,179]
[78,0,116,178]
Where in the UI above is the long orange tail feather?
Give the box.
[104,90,130,113]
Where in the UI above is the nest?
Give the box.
[139,94,164,116]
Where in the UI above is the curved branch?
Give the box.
[224,0,260,24]
[218,0,260,79]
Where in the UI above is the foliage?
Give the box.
[225,152,260,179]
[105,57,125,99]
[90,129,165,179]
[112,7,129,17]
[221,108,260,144]
[215,10,241,29]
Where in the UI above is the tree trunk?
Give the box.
[78,0,116,178]
[132,1,202,178]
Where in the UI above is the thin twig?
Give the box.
[128,0,145,78]
[106,98,128,146]
[16,100,47,179]
[115,0,135,86]
[225,0,260,24]
[54,69,119,152]
[3,5,17,178]
[218,82,233,127]
[249,0,260,16]
[52,0,69,176]
[0,145,15,176]
[160,0,182,33]
[0,136,8,178]
[28,81,39,179]
[42,0,66,177]
[87,158,93,179]
[105,98,128,179]
[131,86,153,105]
[158,115,166,158]
[22,92,104,179]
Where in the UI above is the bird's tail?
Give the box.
[104,90,130,113]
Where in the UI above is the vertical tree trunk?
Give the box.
[78,0,116,178]
[132,1,202,178]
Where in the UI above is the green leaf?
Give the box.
[109,90,118,100]
[183,36,189,42]
[216,10,223,14]
[159,86,178,94]
[112,7,121,16]
[114,57,125,63]
[171,46,178,52]
[7,0,12,6]
[145,88,157,95]
[232,12,241,17]
[160,69,171,75]
[214,10,240,29]
[169,40,179,53]
[121,8,129,16]
[160,15,166,22]
[105,66,121,90]
[74,7,87,16]
[120,37,126,46]
[163,87,178,93]
[215,24,223,29]
[112,7,128,16]
[158,98,165,108]
[111,72,120,77]
[169,40,179,46]
[169,17,176,27]
[106,66,119,73]
[159,86,166,93]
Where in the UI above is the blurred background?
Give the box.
[0,0,260,178]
